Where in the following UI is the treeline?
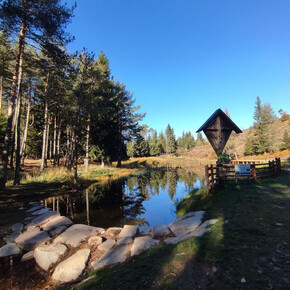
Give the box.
[0,0,144,188]
[126,124,206,158]
[244,96,290,155]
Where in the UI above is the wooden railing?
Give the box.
[205,158,281,194]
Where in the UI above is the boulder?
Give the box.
[88,236,103,247]
[3,230,22,244]
[12,223,24,232]
[42,216,72,232]
[116,236,133,246]
[34,243,67,271]
[0,243,21,257]
[152,225,171,237]
[164,218,218,245]
[98,239,116,252]
[168,211,205,234]
[139,225,152,235]
[21,251,34,262]
[26,211,60,230]
[15,228,50,251]
[52,248,90,283]
[118,225,138,239]
[50,226,67,237]
[105,227,122,238]
[131,236,159,256]
[31,208,51,216]
[54,224,105,247]
[26,205,43,213]
[91,244,131,270]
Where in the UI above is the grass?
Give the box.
[73,165,290,290]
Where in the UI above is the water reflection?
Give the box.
[43,168,201,229]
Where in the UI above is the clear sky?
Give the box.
[64,0,290,137]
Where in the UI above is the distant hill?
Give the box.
[186,116,290,161]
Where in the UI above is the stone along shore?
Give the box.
[0,201,217,284]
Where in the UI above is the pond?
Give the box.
[44,168,202,229]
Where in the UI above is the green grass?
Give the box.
[74,167,290,290]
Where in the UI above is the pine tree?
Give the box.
[252,96,276,154]
[0,0,74,188]
[165,124,176,154]
[281,131,290,150]
[148,130,160,156]
[244,135,254,155]
[196,132,206,146]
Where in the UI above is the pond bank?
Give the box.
[0,201,217,288]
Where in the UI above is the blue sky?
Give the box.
[64,0,290,137]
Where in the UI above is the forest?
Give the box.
[0,0,289,190]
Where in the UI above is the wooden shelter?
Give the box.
[196,108,242,156]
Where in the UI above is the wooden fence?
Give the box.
[205,157,281,194]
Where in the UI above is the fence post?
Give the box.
[276,157,281,172]
[251,163,257,181]
[210,164,214,192]
[205,165,209,194]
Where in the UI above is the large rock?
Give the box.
[52,248,90,283]
[152,225,171,237]
[12,223,24,232]
[98,239,116,252]
[26,211,60,230]
[105,227,122,238]
[41,216,72,232]
[164,218,218,245]
[139,225,152,235]
[3,230,22,243]
[116,236,133,246]
[50,226,67,237]
[0,243,21,257]
[34,243,67,271]
[21,251,34,262]
[131,236,159,256]
[88,236,103,247]
[15,228,50,251]
[31,208,51,216]
[168,211,205,234]
[91,244,131,270]
[26,205,43,213]
[118,225,138,239]
[54,224,105,247]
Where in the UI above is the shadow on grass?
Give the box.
[76,169,290,290]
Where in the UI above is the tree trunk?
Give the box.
[20,94,31,165]
[0,75,3,112]
[84,115,90,172]
[40,71,50,172]
[72,129,77,182]
[0,20,26,189]
[53,115,57,166]
[56,120,61,166]
[14,84,23,185]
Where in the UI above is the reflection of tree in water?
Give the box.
[166,170,178,200]
[176,168,198,189]
[43,168,200,226]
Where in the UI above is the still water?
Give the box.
[44,168,201,229]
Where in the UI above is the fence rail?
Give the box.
[205,157,281,194]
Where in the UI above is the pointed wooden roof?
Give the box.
[196,108,242,133]
[196,109,242,155]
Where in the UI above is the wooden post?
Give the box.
[210,164,214,192]
[205,165,209,194]
[275,157,281,173]
[251,163,257,181]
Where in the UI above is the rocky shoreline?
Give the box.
[0,201,217,285]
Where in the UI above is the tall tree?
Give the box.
[165,124,176,154]
[0,0,74,188]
